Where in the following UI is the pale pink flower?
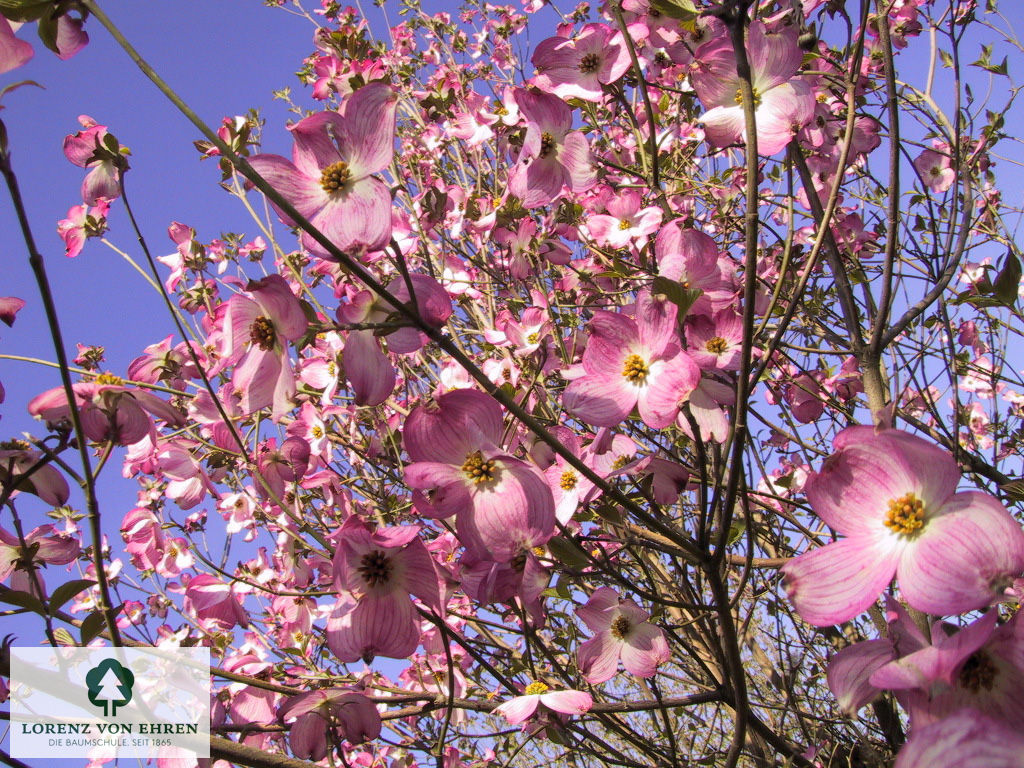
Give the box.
[508,88,595,207]
[531,23,630,102]
[248,82,397,257]
[326,518,441,663]
[493,682,592,724]
[586,190,662,250]
[403,389,556,562]
[279,690,381,759]
[691,22,814,155]
[563,290,700,429]
[221,274,307,419]
[914,147,956,193]
[576,587,670,683]
[782,427,1024,626]
[183,573,250,631]
[894,710,1024,768]
[0,17,33,74]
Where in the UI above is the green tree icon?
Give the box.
[85,658,135,717]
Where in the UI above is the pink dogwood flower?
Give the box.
[221,274,307,419]
[508,88,595,207]
[586,190,662,250]
[562,290,700,429]
[403,388,556,562]
[279,690,381,760]
[576,587,670,683]
[327,518,441,664]
[0,441,69,506]
[691,22,814,155]
[62,116,123,204]
[248,82,397,257]
[914,146,956,194]
[531,23,630,102]
[894,710,1024,768]
[493,682,592,725]
[781,426,1024,626]
[0,17,32,74]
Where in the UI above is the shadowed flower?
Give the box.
[576,587,670,683]
[493,682,592,725]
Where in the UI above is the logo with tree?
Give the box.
[85,659,134,717]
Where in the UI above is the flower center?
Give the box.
[248,316,276,351]
[524,681,549,695]
[461,451,497,485]
[94,372,124,386]
[311,425,324,439]
[734,86,762,108]
[527,332,540,344]
[610,615,632,639]
[618,219,632,231]
[579,53,600,74]
[539,132,555,158]
[320,160,352,193]
[959,650,997,693]
[560,470,578,491]
[494,100,509,116]
[705,336,729,354]
[358,549,392,587]
[611,454,633,470]
[621,353,649,384]
[884,492,926,535]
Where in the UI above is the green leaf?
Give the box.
[546,536,591,569]
[651,276,702,319]
[0,0,54,22]
[0,79,44,108]
[993,251,1020,307]
[1000,478,1024,502]
[79,610,107,646]
[648,0,697,22]
[0,588,47,617]
[48,579,96,615]
[53,627,76,646]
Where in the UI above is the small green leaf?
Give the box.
[79,610,107,645]
[652,276,702,319]
[648,0,698,22]
[993,251,1020,307]
[546,536,591,569]
[53,627,77,646]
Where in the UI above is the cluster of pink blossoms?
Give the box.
[783,427,1024,759]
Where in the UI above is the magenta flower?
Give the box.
[869,609,1024,728]
[29,374,185,446]
[0,524,79,584]
[493,682,592,725]
[221,274,307,419]
[62,116,122,204]
[57,199,110,259]
[576,587,670,683]
[531,23,630,102]
[183,573,250,631]
[403,388,556,562]
[248,82,397,257]
[326,518,441,664]
[508,88,595,207]
[0,442,69,506]
[894,711,1024,768]
[691,22,814,155]
[781,426,1024,626]
[562,290,700,429]
[278,690,381,759]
